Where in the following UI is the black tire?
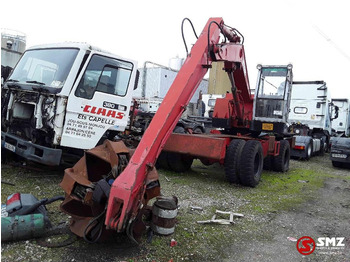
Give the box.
[193,127,203,134]
[319,135,329,155]
[239,140,264,187]
[224,139,246,184]
[332,161,343,168]
[156,152,170,169]
[263,156,273,171]
[273,140,290,172]
[199,158,213,166]
[167,153,193,172]
[167,126,193,172]
[318,141,326,156]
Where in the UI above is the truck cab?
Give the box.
[288,81,334,159]
[331,98,350,137]
[1,43,138,165]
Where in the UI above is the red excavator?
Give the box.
[60,17,294,242]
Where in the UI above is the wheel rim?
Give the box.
[307,145,312,157]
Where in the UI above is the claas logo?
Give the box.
[83,105,125,119]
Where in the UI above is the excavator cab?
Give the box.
[251,64,293,134]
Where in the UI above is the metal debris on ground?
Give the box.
[1,180,15,186]
[297,180,309,183]
[287,237,298,242]
[190,206,203,211]
[197,210,244,225]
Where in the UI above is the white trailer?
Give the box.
[288,81,334,159]
[331,98,350,137]
[202,94,224,117]
[133,61,208,113]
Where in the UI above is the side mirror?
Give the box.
[133,70,140,90]
[331,104,339,120]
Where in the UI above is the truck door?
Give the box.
[61,52,137,149]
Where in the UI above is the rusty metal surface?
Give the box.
[59,140,160,239]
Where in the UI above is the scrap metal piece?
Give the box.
[59,140,160,240]
[190,206,203,211]
[197,210,243,225]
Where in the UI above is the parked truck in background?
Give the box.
[331,98,350,137]
[131,61,208,135]
[288,81,336,159]
[201,93,224,117]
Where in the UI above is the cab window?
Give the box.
[75,55,133,99]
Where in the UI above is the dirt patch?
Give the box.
[224,177,350,262]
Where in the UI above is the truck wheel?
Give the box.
[167,126,193,172]
[332,161,343,168]
[156,152,170,169]
[318,141,325,156]
[167,153,193,172]
[224,139,245,184]
[273,140,290,172]
[239,140,263,187]
[305,143,313,160]
[263,156,273,171]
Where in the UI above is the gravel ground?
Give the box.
[1,154,349,261]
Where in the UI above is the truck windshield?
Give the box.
[8,48,79,90]
[257,68,288,99]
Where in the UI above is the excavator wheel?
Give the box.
[167,126,193,172]
[272,140,290,172]
[239,140,263,187]
[156,152,171,170]
[263,156,273,171]
[224,139,245,184]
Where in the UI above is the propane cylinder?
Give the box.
[1,214,46,242]
[151,196,178,235]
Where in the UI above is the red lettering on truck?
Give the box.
[83,105,125,119]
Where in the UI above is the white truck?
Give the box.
[131,61,208,134]
[288,81,335,159]
[1,43,141,165]
[201,94,225,117]
[1,43,206,166]
[331,98,350,137]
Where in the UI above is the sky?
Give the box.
[1,0,349,99]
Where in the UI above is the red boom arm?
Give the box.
[105,17,251,231]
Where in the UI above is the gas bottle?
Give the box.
[1,214,47,242]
